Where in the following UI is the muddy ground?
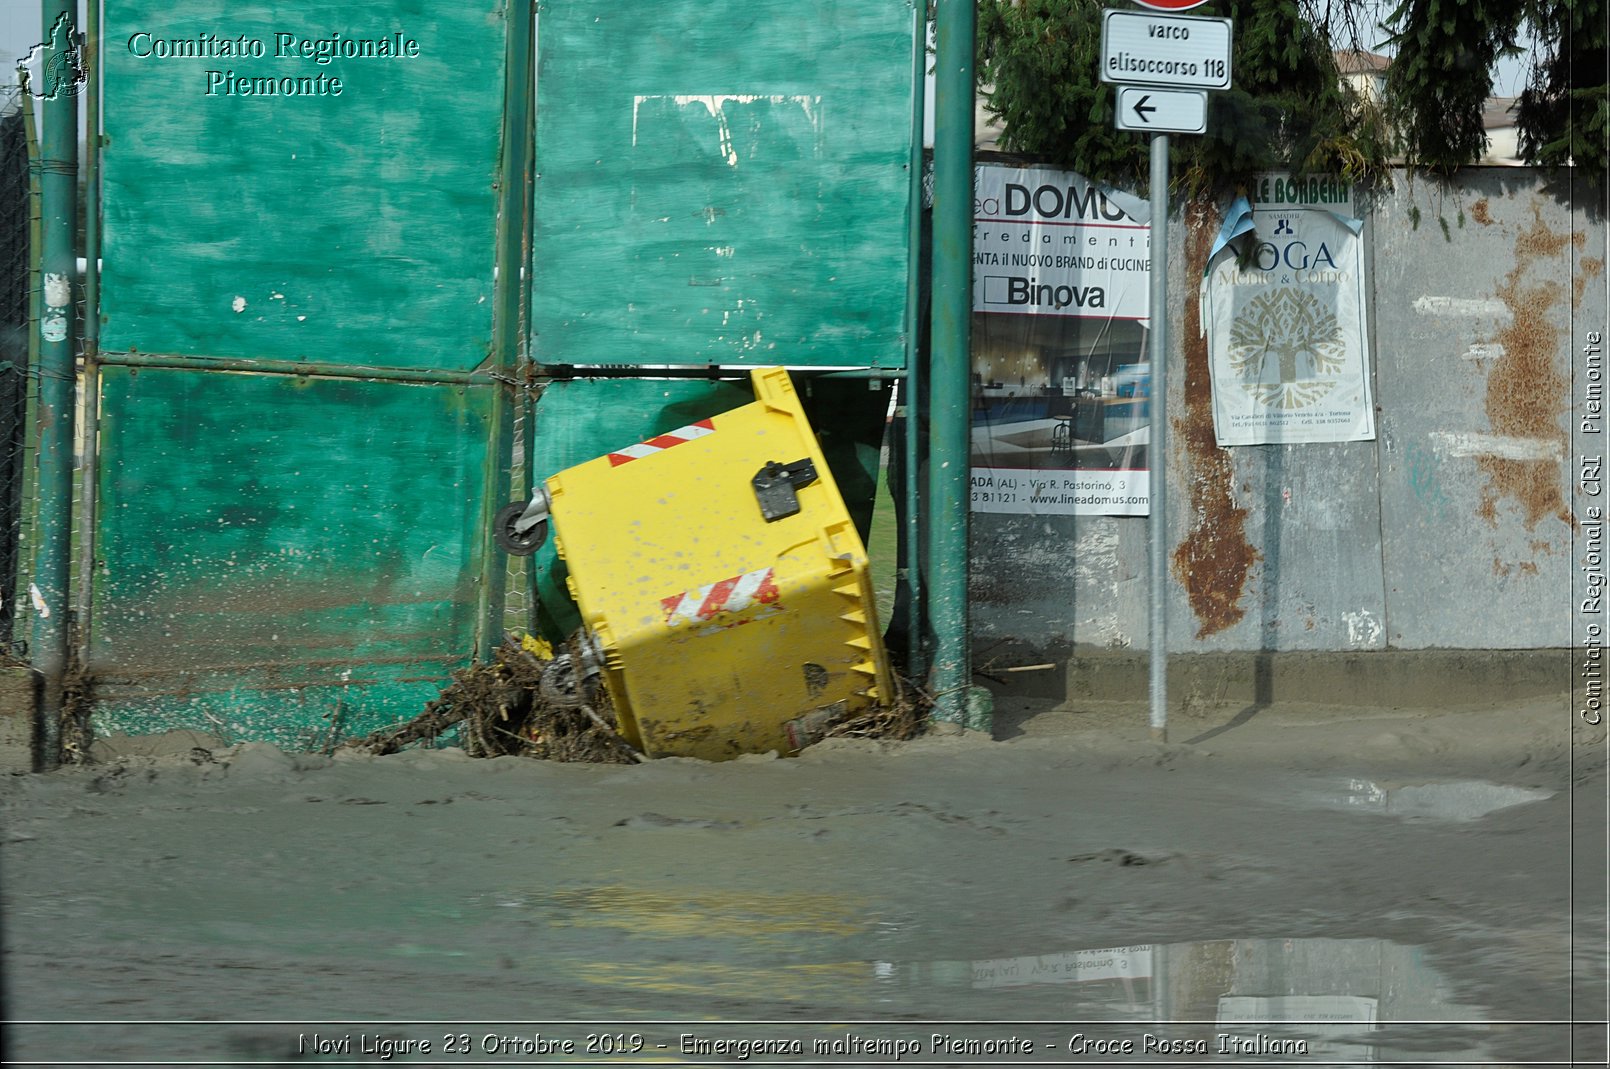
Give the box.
[1,692,1605,1067]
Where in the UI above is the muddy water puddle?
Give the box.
[442,888,1517,1062]
[10,924,1521,1063]
[4,742,1584,1064]
[1291,778,1555,821]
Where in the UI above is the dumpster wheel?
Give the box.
[494,500,547,556]
[538,653,588,709]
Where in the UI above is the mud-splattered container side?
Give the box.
[547,369,894,761]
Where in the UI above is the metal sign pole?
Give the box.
[1102,2,1230,743]
[1147,132,1169,743]
[32,0,80,770]
[928,0,976,729]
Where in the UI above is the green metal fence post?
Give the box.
[76,0,102,658]
[927,0,976,728]
[902,5,926,681]
[31,0,80,769]
[476,0,535,659]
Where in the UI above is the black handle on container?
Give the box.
[751,458,819,522]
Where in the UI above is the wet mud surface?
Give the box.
[2,695,1604,1066]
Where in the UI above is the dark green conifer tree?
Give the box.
[975,0,1606,192]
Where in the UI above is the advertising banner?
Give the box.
[1201,176,1375,446]
[970,164,1152,516]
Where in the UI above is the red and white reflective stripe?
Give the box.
[661,567,781,626]
[607,419,715,467]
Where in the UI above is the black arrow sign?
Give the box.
[1131,94,1156,122]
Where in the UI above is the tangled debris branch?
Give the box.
[348,635,931,762]
[818,673,931,744]
[347,636,638,763]
[59,635,95,765]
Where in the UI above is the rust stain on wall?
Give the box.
[1576,254,1604,309]
[1479,207,1575,531]
[1492,557,1541,579]
[1469,199,1493,226]
[1172,201,1260,639]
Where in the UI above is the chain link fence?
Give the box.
[1,85,36,662]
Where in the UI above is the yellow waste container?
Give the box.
[546,367,894,760]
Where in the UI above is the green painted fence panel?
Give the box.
[89,367,493,748]
[100,0,508,369]
[531,0,919,369]
[89,1,519,748]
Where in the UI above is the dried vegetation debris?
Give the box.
[816,676,929,745]
[347,635,929,763]
[59,644,95,765]
[348,636,637,763]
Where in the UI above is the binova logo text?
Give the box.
[985,276,1108,309]
[1006,277,1107,309]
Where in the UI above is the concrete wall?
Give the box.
[970,168,1607,656]
[0,666,34,771]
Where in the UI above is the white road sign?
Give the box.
[1100,9,1233,91]
[1115,86,1208,134]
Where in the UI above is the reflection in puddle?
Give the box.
[881,937,1480,1021]
[477,885,882,1002]
[969,943,1154,990]
[539,885,864,943]
[1331,779,1553,821]
[887,937,1498,1061]
[497,884,1506,1060]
